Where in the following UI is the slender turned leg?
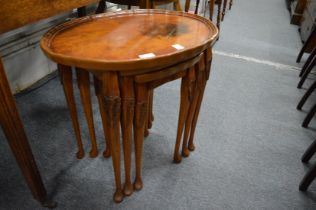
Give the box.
[222,0,228,21]
[229,0,232,10]
[297,57,316,89]
[302,103,316,128]
[181,82,198,157]
[76,68,98,158]
[297,28,316,63]
[120,77,135,196]
[59,65,84,159]
[194,0,200,14]
[297,80,316,110]
[174,0,182,11]
[302,140,316,163]
[173,67,195,163]
[299,47,316,77]
[185,0,191,12]
[299,163,316,191]
[188,49,212,151]
[182,57,206,157]
[0,58,55,208]
[134,83,149,190]
[93,77,111,158]
[144,119,149,137]
[210,0,215,21]
[148,90,154,129]
[100,72,123,203]
[144,101,149,137]
[144,90,153,137]
[217,0,222,30]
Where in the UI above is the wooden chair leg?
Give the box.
[299,47,316,77]
[0,58,55,208]
[302,140,316,163]
[297,27,316,63]
[297,80,316,110]
[173,0,182,11]
[120,77,135,196]
[299,163,316,191]
[173,67,195,163]
[297,57,316,89]
[222,0,228,21]
[185,0,191,12]
[194,0,200,14]
[217,0,222,30]
[100,72,123,203]
[209,0,215,21]
[302,103,316,128]
[59,65,85,159]
[229,0,232,10]
[76,68,98,158]
[134,83,149,190]
[93,76,111,158]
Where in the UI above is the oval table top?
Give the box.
[41,9,218,72]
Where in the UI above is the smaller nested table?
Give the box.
[41,9,218,203]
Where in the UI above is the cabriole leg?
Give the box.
[120,77,135,196]
[93,76,111,158]
[134,83,149,190]
[173,67,195,163]
[100,72,123,203]
[76,68,98,158]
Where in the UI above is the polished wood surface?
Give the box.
[0,0,100,34]
[41,10,218,203]
[41,10,218,72]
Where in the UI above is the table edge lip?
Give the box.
[40,9,219,71]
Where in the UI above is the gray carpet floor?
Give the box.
[2,0,316,209]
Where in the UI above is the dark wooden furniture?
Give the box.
[41,9,218,203]
[222,0,233,21]
[297,27,316,63]
[0,0,103,208]
[290,0,307,25]
[297,0,316,62]
[297,46,316,88]
[300,0,316,42]
[300,139,316,191]
[297,47,316,127]
[213,0,223,30]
